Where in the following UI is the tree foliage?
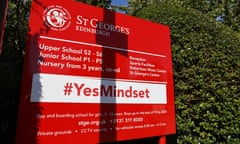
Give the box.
[127,0,240,32]
[76,0,111,8]
[0,0,30,143]
[136,3,240,143]
[166,0,240,33]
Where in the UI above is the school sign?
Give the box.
[16,0,176,143]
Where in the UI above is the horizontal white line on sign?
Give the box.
[39,35,167,58]
[31,73,167,104]
[96,77,167,85]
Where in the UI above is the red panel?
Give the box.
[16,0,176,143]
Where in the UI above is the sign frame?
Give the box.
[16,1,176,143]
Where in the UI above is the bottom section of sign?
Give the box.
[16,103,176,144]
[15,73,175,144]
[30,73,167,104]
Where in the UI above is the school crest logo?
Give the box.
[43,5,71,31]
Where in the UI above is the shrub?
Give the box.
[137,3,240,144]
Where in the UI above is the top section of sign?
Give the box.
[29,0,171,56]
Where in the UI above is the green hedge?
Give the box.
[136,3,240,144]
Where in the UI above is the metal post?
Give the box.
[159,136,166,144]
[0,0,8,54]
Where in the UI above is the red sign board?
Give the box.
[16,0,176,143]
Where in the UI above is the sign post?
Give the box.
[0,0,8,54]
[16,0,176,143]
[159,136,166,144]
